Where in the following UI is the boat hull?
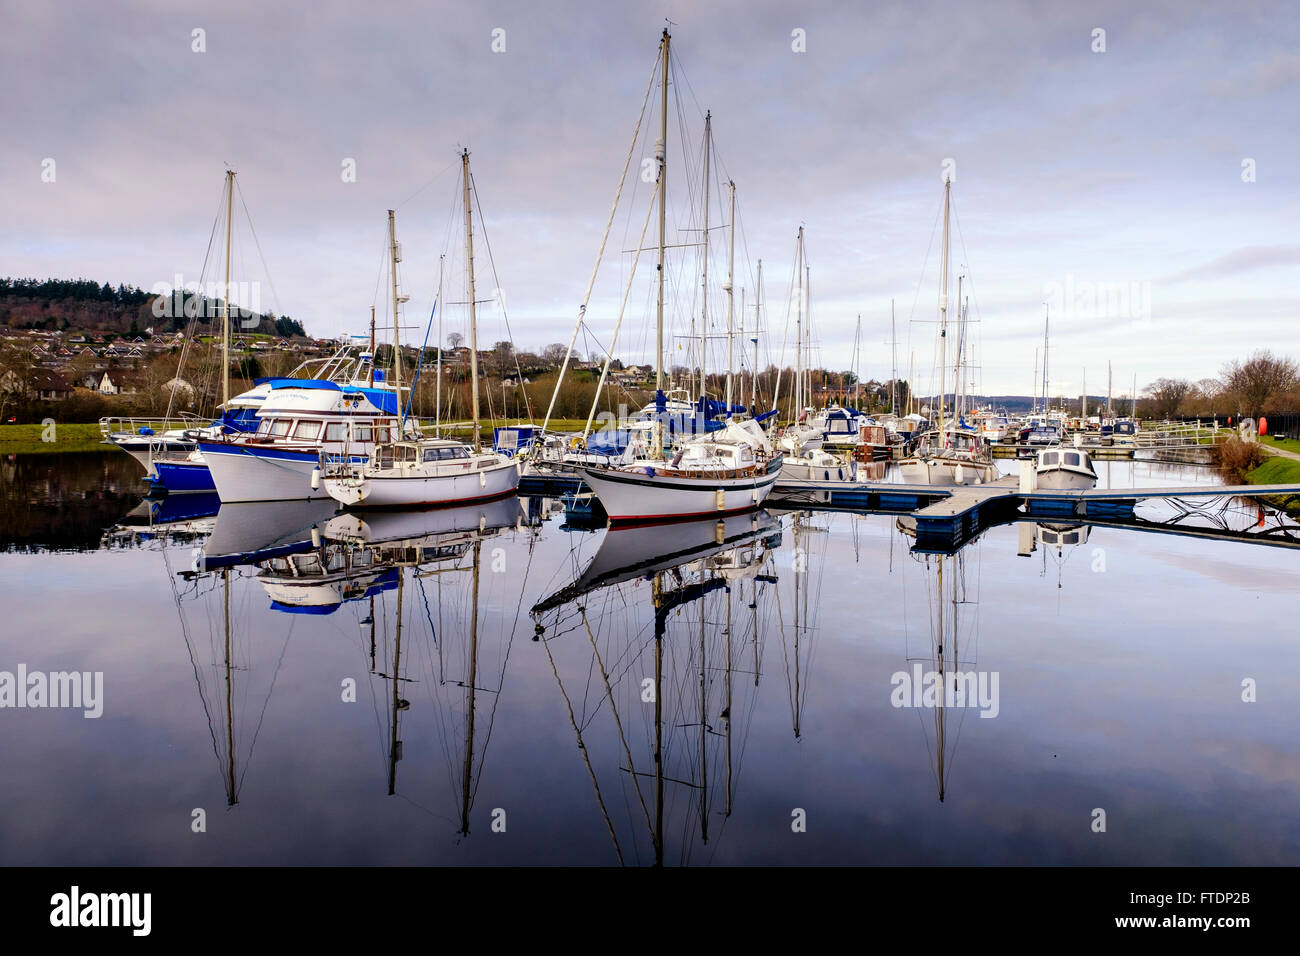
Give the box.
[148,458,217,494]
[198,441,350,503]
[325,459,521,509]
[580,461,780,523]
[895,457,999,486]
[1035,467,1098,490]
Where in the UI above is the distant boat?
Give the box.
[1035,446,1098,489]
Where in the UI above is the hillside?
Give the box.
[0,277,306,338]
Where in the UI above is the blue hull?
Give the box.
[148,459,217,494]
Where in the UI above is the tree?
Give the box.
[1144,377,1193,420]
[541,343,568,366]
[491,340,515,377]
[447,331,464,350]
[1220,350,1299,419]
[275,315,306,338]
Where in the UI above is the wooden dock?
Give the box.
[771,476,1300,551]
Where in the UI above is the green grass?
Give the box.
[0,422,111,454]
[432,417,590,434]
[1260,434,1300,455]
[1244,455,1300,485]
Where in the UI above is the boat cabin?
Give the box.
[1038,449,1090,471]
[253,416,399,446]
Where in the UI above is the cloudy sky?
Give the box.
[2,0,1297,397]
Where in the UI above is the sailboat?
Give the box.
[323,152,520,509]
[896,178,997,486]
[580,31,782,523]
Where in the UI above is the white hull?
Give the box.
[202,446,336,503]
[581,463,779,522]
[325,459,520,508]
[779,458,854,483]
[895,456,998,486]
[1035,466,1098,490]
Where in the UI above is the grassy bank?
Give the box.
[1260,435,1300,455]
[0,422,110,455]
[1244,455,1300,485]
[1243,453,1300,516]
[435,418,589,435]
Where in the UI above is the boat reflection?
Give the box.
[897,516,984,803]
[531,510,783,865]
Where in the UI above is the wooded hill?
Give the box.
[0,277,306,338]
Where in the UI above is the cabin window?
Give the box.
[1043,452,1057,464]
[452,447,469,459]
[294,421,322,440]
[374,427,392,444]
[353,426,372,443]
[256,418,273,435]
[1065,453,1080,467]
[268,419,292,437]
[324,423,346,442]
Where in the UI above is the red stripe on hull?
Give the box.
[606,503,763,527]
[344,488,519,512]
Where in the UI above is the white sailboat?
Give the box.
[896,178,997,486]
[323,151,520,510]
[579,30,782,523]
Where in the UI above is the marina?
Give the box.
[2,0,1298,920]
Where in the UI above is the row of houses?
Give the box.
[0,367,155,401]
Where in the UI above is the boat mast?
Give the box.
[222,169,234,408]
[725,178,736,413]
[852,315,861,409]
[1042,304,1050,417]
[436,254,444,435]
[795,228,803,421]
[938,178,950,437]
[387,209,403,427]
[890,300,898,415]
[699,111,711,402]
[368,305,376,386]
[1107,361,1112,418]
[753,259,761,411]
[805,265,812,410]
[954,273,963,424]
[654,30,669,396]
[1082,368,1087,419]
[1033,347,1039,416]
[462,150,482,451]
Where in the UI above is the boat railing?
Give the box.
[99,413,211,439]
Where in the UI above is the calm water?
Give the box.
[1,452,1298,866]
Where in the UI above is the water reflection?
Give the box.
[531,511,782,865]
[4,453,1300,865]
